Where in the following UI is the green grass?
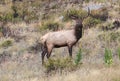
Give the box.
[104,48,113,66]
[40,20,60,31]
[118,47,120,60]
[83,17,101,28]
[44,57,76,72]
[75,48,82,65]
[44,48,83,72]
[0,40,13,48]
[63,8,88,21]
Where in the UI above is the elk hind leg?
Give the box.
[46,45,53,59]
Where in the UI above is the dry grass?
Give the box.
[1,60,120,81]
[43,64,120,81]
[0,26,120,81]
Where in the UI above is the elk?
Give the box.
[40,8,90,64]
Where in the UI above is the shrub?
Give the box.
[44,48,83,72]
[98,31,120,42]
[40,20,60,31]
[63,8,88,21]
[110,32,120,41]
[28,42,42,53]
[0,40,13,48]
[0,13,13,22]
[75,48,82,65]
[90,7,108,21]
[44,58,76,72]
[11,1,39,23]
[83,17,101,28]
[24,11,39,23]
[11,5,19,18]
[101,22,114,31]
[101,20,120,31]
[104,48,113,66]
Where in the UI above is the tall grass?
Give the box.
[75,48,82,65]
[104,48,113,66]
[44,48,83,72]
[39,20,60,31]
[0,39,13,48]
[118,47,120,60]
[63,8,87,21]
[44,58,75,72]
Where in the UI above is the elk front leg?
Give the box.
[68,45,73,58]
[41,48,47,65]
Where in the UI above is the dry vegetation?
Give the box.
[0,0,120,81]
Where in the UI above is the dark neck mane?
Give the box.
[74,21,83,41]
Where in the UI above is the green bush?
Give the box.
[0,13,13,22]
[75,48,82,65]
[83,17,101,28]
[44,48,83,72]
[0,40,13,48]
[40,20,60,31]
[44,58,75,72]
[104,48,113,66]
[63,8,88,21]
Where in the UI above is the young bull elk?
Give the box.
[40,8,90,64]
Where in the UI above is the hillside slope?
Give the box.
[0,0,120,81]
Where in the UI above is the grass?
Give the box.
[104,48,113,66]
[83,17,101,28]
[44,48,83,72]
[44,57,76,72]
[98,31,120,42]
[1,59,120,81]
[0,39,13,48]
[118,47,120,60]
[63,8,88,21]
[75,48,82,65]
[39,20,60,31]
[113,78,120,81]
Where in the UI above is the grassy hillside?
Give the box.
[0,0,120,81]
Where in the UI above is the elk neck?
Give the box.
[74,20,83,41]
